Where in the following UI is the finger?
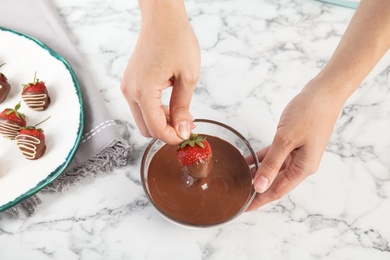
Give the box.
[162,106,171,124]
[253,137,294,193]
[259,146,288,170]
[121,79,151,138]
[247,164,307,211]
[246,192,270,211]
[128,101,151,137]
[246,146,270,165]
[140,90,183,144]
[162,106,196,131]
[169,74,198,140]
[256,147,270,163]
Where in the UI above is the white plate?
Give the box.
[0,27,84,211]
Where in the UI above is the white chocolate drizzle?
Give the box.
[0,121,22,140]
[22,93,48,111]
[15,134,41,159]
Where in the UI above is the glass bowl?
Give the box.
[141,119,258,228]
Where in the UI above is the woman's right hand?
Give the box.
[121,0,200,145]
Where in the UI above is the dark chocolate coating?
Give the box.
[21,89,51,111]
[15,134,46,160]
[0,80,11,103]
[0,118,22,140]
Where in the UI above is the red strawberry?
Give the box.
[177,134,213,179]
[22,72,51,111]
[0,63,11,103]
[19,127,45,140]
[0,102,27,140]
[15,117,49,160]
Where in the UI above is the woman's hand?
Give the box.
[121,0,200,145]
[247,80,344,211]
[246,0,390,211]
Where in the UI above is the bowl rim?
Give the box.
[140,118,259,228]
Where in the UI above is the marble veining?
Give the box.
[1,0,390,259]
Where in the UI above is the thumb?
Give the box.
[169,75,197,140]
[254,138,292,193]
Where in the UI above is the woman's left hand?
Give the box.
[246,79,344,211]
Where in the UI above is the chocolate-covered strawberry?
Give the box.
[0,63,11,103]
[22,72,51,111]
[0,102,27,140]
[177,134,213,179]
[15,117,49,160]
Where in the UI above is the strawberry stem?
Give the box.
[33,71,38,84]
[34,116,50,128]
[0,63,5,68]
[22,72,41,88]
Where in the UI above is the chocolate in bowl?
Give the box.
[141,119,259,228]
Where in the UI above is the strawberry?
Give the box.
[22,72,51,111]
[0,102,27,140]
[15,117,49,160]
[19,127,45,140]
[0,63,11,103]
[177,134,213,179]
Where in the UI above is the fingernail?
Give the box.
[177,121,190,139]
[255,176,270,193]
[190,121,196,130]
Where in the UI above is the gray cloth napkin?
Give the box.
[0,0,133,217]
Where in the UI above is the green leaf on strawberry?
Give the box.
[0,101,27,126]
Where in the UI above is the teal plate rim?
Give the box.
[0,26,84,212]
[316,0,359,9]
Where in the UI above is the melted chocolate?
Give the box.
[183,157,213,179]
[0,80,11,103]
[15,134,46,160]
[146,135,254,226]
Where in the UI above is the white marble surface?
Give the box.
[1,0,390,259]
